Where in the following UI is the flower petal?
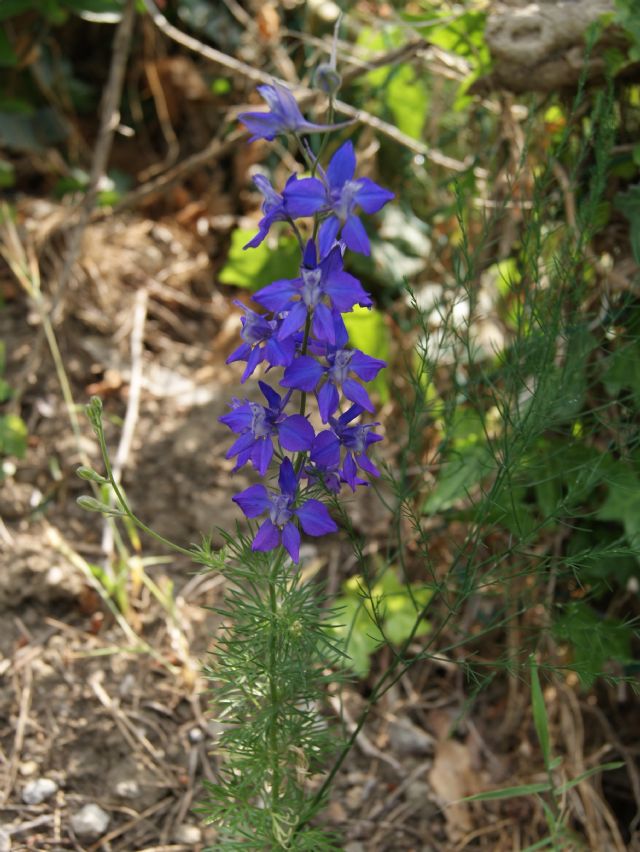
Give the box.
[241,345,263,382]
[277,301,307,341]
[311,430,341,468]
[282,522,301,563]
[279,414,315,451]
[253,519,280,552]
[281,356,325,392]
[278,457,298,496]
[318,216,341,258]
[296,499,338,536]
[342,215,370,255]
[317,379,339,423]
[343,378,374,412]
[324,270,372,312]
[251,436,273,476]
[237,111,284,141]
[233,484,269,518]
[327,141,356,189]
[284,178,326,217]
[354,177,394,214]
[312,303,336,344]
[349,350,386,381]
[253,278,298,312]
[258,381,281,410]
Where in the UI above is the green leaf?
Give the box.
[602,337,640,409]
[462,781,551,803]
[597,464,640,553]
[0,413,28,457]
[0,0,38,22]
[557,762,625,794]
[530,657,551,768]
[343,306,389,402]
[0,159,15,188]
[614,184,640,263]
[424,443,493,513]
[553,602,633,687]
[0,27,17,66]
[218,229,299,290]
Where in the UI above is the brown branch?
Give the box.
[140,0,471,172]
[52,0,137,317]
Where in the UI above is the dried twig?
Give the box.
[52,0,137,318]
[1,664,32,804]
[140,0,470,171]
[101,287,149,561]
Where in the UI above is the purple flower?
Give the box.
[253,242,372,345]
[308,141,394,256]
[280,322,386,422]
[244,174,326,249]
[226,302,296,381]
[233,458,338,562]
[238,83,350,142]
[311,405,382,491]
[220,381,315,476]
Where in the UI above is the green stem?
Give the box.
[267,551,284,842]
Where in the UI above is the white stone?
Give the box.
[173,824,202,844]
[71,804,110,838]
[22,778,58,805]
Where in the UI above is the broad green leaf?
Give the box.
[602,338,640,409]
[0,0,38,22]
[0,159,15,188]
[218,229,299,290]
[0,27,17,66]
[424,443,493,513]
[0,413,28,457]
[331,569,433,676]
[530,657,551,768]
[553,602,633,687]
[597,464,640,553]
[343,306,389,402]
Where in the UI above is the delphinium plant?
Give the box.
[195,77,392,849]
[79,69,393,849]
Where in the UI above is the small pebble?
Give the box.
[0,828,10,852]
[188,726,204,744]
[71,803,110,839]
[114,778,140,799]
[18,760,38,777]
[22,778,58,805]
[173,823,202,844]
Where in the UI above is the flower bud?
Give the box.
[315,63,342,97]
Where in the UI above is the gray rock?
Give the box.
[71,804,110,839]
[388,719,434,756]
[22,778,58,805]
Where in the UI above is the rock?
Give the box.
[0,828,10,852]
[71,804,110,839]
[188,726,204,743]
[22,778,58,805]
[388,719,434,756]
[173,824,202,844]
[114,778,140,799]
